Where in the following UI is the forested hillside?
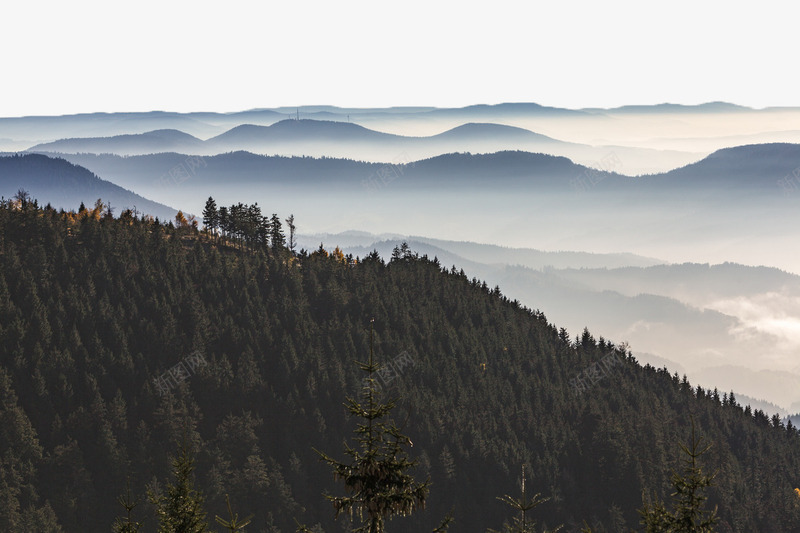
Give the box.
[1,197,799,532]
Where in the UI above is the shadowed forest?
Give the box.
[1,196,799,531]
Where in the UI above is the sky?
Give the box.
[2,0,800,117]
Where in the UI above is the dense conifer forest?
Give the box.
[1,194,799,532]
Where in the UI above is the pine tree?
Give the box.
[149,439,209,533]
[215,494,253,532]
[270,214,285,249]
[488,465,561,533]
[113,478,142,533]
[229,203,245,246]
[390,242,414,262]
[218,206,229,241]
[244,203,262,245]
[202,197,219,238]
[640,417,719,532]
[286,214,297,252]
[257,215,271,249]
[315,320,431,533]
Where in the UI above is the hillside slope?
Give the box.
[0,153,178,220]
[0,201,798,531]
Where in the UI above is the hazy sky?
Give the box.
[3,0,799,116]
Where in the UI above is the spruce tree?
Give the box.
[215,494,253,532]
[202,197,219,238]
[488,465,561,533]
[149,439,209,533]
[218,206,229,241]
[113,478,142,533]
[286,214,297,252]
[270,214,285,249]
[640,417,719,532]
[315,319,430,533]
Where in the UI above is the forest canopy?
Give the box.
[0,195,799,531]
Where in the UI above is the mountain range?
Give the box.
[4,104,800,417]
[27,119,699,174]
[2,103,800,532]
[0,153,177,220]
[8,149,800,413]
[34,140,800,202]
[5,101,798,173]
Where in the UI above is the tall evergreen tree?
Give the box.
[229,203,245,245]
[488,465,561,533]
[286,214,297,252]
[149,439,209,533]
[218,206,230,240]
[214,494,252,533]
[202,197,219,238]
[244,203,262,244]
[113,479,142,533]
[315,320,431,533]
[390,242,413,262]
[255,214,270,249]
[270,214,285,249]
[640,417,719,532]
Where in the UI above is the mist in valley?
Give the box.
[4,104,800,418]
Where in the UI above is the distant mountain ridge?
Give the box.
[33,129,205,155]
[207,119,400,152]
[299,232,663,270]
[428,122,559,142]
[45,141,800,199]
[654,143,800,189]
[47,149,624,195]
[27,119,573,158]
[597,102,751,114]
[0,153,178,220]
[25,118,700,175]
[4,102,798,176]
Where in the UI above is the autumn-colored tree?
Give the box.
[175,211,189,229]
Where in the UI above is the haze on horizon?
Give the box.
[3,1,800,117]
